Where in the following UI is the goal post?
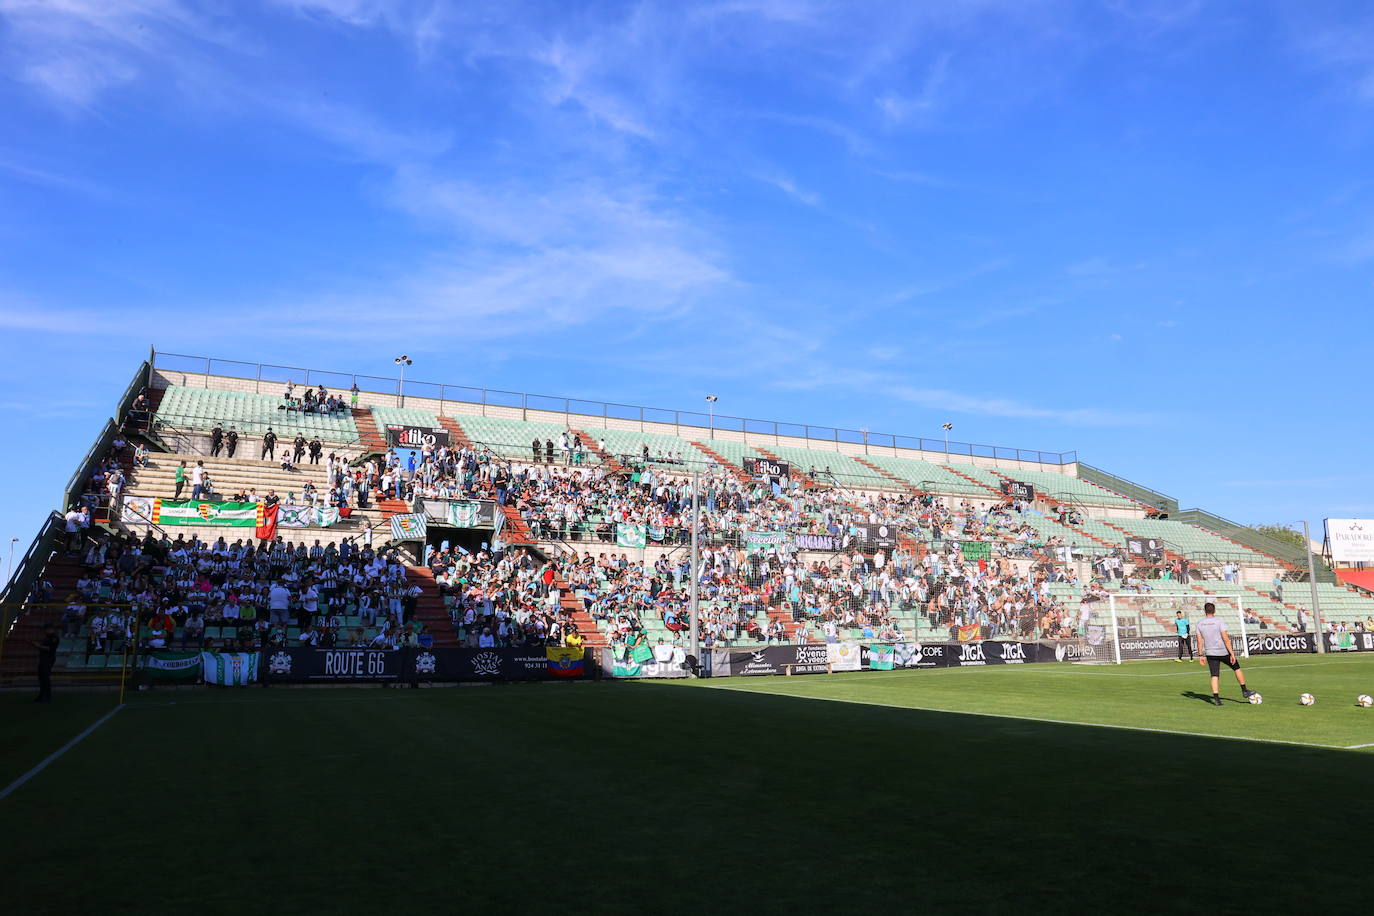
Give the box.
[1105,593,1249,664]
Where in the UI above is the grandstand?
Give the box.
[5,348,1374,688]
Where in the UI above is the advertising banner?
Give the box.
[894,642,947,668]
[386,425,450,449]
[406,647,591,681]
[1001,481,1035,502]
[944,641,1036,667]
[120,496,155,525]
[264,648,403,681]
[1126,537,1166,562]
[151,499,262,528]
[1041,640,1108,664]
[604,644,688,678]
[1117,635,1190,661]
[715,644,831,676]
[1245,633,1318,655]
[743,457,789,480]
[1326,519,1374,564]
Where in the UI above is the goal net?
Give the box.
[1071,592,1251,665]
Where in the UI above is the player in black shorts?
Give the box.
[1194,602,1255,706]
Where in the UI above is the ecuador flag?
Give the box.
[546,646,585,678]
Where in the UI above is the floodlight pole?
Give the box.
[689,470,701,670]
[1302,520,1325,653]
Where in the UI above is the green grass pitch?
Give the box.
[3,655,1374,915]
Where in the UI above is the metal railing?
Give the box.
[151,350,1077,466]
[1077,463,1179,513]
[1,511,64,631]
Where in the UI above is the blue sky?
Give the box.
[2,0,1373,562]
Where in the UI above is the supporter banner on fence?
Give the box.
[793,533,841,552]
[264,648,402,681]
[414,499,499,529]
[121,496,155,525]
[853,524,898,549]
[390,513,427,541]
[616,524,647,548]
[1326,519,1374,564]
[894,642,947,668]
[1245,633,1318,655]
[151,499,262,528]
[604,644,688,678]
[201,651,259,686]
[141,650,201,680]
[827,641,862,671]
[274,504,340,529]
[386,425,450,449]
[1326,631,1374,652]
[867,643,895,670]
[960,541,991,561]
[745,530,789,553]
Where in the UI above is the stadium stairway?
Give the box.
[499,504,537,546]
[352,408,387,456]
[0,553,85,686]
[688,441,752,486]
[854,456,923,496]
[567,427,627,474]
[404,566,459,648]
[942,465,1002,497]
[436,416,474,450]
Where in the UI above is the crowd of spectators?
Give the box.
[55,529,435,660]
[428,544,582,649]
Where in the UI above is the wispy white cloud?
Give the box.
[876,52,952,127]
[757,173,821,207]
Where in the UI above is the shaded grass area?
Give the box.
[2,659,1373,914]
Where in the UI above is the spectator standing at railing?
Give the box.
[210,423,224,457]
[225,426,239,458]
[261,427,277,460]
[292,434,306,465]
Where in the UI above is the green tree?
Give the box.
[1251,524,1309,554]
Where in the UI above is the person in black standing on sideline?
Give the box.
[225,426,239,458]
[32,624,59,702]
[261,427,277,460]
[209,423,224,457]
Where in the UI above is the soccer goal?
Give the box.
[1074,593,1251,665]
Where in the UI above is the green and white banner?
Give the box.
[141,650,202,680]
[279,505,340,529]
[961,541,992,561]
[447,502,480,528]
[745,530,789,553]
[867,643,895,671]
[391,513,427,541]
[616,523,647,549]
[201,651,259,686]
[151,500,262,528]
[315,507,340,528]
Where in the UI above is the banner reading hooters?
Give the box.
[150,499,263,527]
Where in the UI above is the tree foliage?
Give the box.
[1251,524,1309,554]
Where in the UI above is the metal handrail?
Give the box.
[0,511,64,615]
[151,349,1078,466]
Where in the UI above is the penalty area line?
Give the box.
[0,704,124,801]
[703,686,1360,751]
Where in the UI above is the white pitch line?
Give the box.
[0,704,124,801]
[701,685,1366,751]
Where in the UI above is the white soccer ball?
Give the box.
[1299,693,1315,706]
[1357,695,1372,708]
[1247,693,1263,705]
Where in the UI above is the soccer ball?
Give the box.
[1357,695,1372,708]
[1299,693,1315,706]
[1247,693,1263,705]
